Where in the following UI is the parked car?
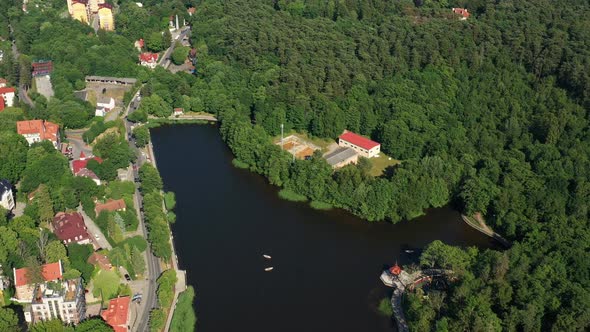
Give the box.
[124,274,131,281]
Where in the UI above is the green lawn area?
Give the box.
[369,153,401,177]
[92,269,120,300]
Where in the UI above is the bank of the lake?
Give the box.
[150,124,497,332]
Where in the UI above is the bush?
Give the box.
[156,269,177,309]
[310,201,333,210]
[170,286,197,332]
[378,298,393,316]
[231,158,249,169]
[149,309,166,332]
[163,191,176,210]
[133,125,150,148]
[278,189,307,202]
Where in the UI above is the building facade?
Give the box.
[0,87,16,107]
[98,4,115,31]
[27,278,86,325]
[16,120,60,149]
[338,131,381,158]
[0,180,15,211]
[139,53,159,69]
[71,1,89,23]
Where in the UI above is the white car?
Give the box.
[94,234,100,240]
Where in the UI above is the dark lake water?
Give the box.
[150,124,496,332]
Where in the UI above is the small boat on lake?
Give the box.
[265,267,274,272]
[263,254,272,259]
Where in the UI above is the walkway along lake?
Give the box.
[150,124,497,332]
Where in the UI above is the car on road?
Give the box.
[94,234,100,241]
[124,274,131,281]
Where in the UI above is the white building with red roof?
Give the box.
[0,78,7,88]
[0,87,16,107]
[139,52,159,69]
[452,8,470,20]
[71,151,103,184]
[101,296,130,332]
[16,120,60,149]
[13,261,63,302]
[338,131,381,158]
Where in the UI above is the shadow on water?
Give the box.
[150,124,497,332]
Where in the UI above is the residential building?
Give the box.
[98,4,115,31]
[452,8,470,20]
[16,120,60,149]
[32,61,53,77]
[26,278,86,325]
[139,52,159,69]
[323,147,358,169]
[338,131,381,158]
[52,212,91,245]
[0,87,16,107]
[76,168,101,185]
[101,296,130,332]
[0,180,15,211]
[95,199,126,216]
[173,108,184,116]
[187,7,196,16]
[97,96,115,111]
[87,252,112,271]
[134,38,144,51]
[72,152,103,184]
[87,0,105,14]
[13,262,63,302]
[0,78,7,87]
[71,0,89,23]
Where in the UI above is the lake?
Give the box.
[150,124,496,332]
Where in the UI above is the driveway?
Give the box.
[78,206,112,250]
[67,136,93,159]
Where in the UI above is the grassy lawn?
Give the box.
[92,269,120,300]
[310,201,333,210]
[369,153,401,177]
[278,189,307,202]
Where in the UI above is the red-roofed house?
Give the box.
[139,52,159,69]
[88,252,112,270]
[452,8,470,20]
[101,296,130,332]
[0,97,5,112]
[52,212,91,245]
[338,131,381,158]
[13,261,63,302]
[95,199,126,216]
[16,120,60,149]
[187,7,196,16]
[0,78,7,88]
[0,87,16,107]
[134,38,144,51]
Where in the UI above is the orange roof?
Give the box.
[339,131,380,150]
[101,296,130,332]
[0,97,4,112]
[389,263,402,276]
[16,120,59,142]
[14,261,63,287]
[88,252,112,270]
[0,87,15,94]
[95,199,126,215]
[452,8,470,18]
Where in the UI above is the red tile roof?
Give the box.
[0,97,4,112]
[187,7,196,14]
[339,131,380,150]
[95,199,126,216]
[72,156,103,174]
[16,120,60,142]
[0,78,7,85]
[139,52,159,63]
[88,252,112,270]
[52,212,90,244]
[101,297,130,332]
[452,8,470,18]
[0,87,16,94]
[14,262,62,287]
[79,151,86,159]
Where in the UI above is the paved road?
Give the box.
[65,135,93,159]
[9,24,35,108]
[78,206,112,250]
[124,90,162,332]
[158,27,191,69]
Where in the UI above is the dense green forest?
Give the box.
[183,0,590,330]
[1,0,589,330]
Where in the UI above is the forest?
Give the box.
[179,0,589,330]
